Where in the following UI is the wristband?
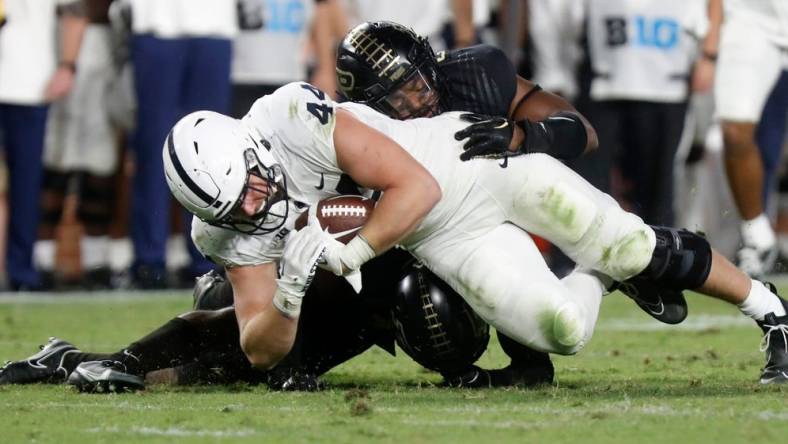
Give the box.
[517,112,587,160]
[339,234,376,272]
[59,61,77,73]
[701,51,718,62]
[272,286,303,319]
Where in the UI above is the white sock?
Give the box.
[738,279,786,321]
[33,240,56,271]
[108,237,133,272]
[741,214,776,249]
[561,269,605,344]
[81,235,109,270]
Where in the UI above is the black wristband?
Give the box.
[517,112,587,160]
[58,61,77,73]
[701,50,718,62]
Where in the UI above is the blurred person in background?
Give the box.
[715,0,788,278]
[577,0,715,227]
[231,0,347,118]
[760,74,788,264]
[34,0,122,290]
[120,0,236,288]
[341,0,477,50]
[0,0,86,291]
[527,0,583,102]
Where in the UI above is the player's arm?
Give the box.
[226,262,298,370]
[454,48,597,162]
[45,1,88,101]
[508,77,598,156]
[333,108,441,258]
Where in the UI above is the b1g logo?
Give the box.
[604,15,679,49]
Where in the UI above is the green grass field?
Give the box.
[1,286,786,444]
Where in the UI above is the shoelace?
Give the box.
[759,323,788,354]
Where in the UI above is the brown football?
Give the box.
[294,195,376,244]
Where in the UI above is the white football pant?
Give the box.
[409,153,656,355]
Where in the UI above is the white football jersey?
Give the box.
[192,82,476,267]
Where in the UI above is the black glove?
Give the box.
[454,113,522,161]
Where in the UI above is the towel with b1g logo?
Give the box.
[585,0,708,103]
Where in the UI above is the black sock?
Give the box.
[61,352,115,374]
[119,308,241,377]
[117,317,200,376]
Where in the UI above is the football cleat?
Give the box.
[0,337,79,384]
[192,270,233,310]
[67,360,144,393]
[488,360,554,388]
[615,277,688,324]
[266,367,324,391]
[757,283,788,384]
[736,244,778,280]
[441,366,493,388]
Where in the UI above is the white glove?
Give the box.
[273,225,326,318]
[307,213,374,293]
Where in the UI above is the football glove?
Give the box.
[307,213,369,293]
[273,224,326,317]
[454,113,522,161]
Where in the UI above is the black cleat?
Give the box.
[441,361,554,389]
[193,270,233,310]
[0,338,79,384]
[757,283,788,384]
[441,366,493,388]
[267,367,324,391]
[488,361,554,387]
[67,360,144,393]
[616,277,688,324]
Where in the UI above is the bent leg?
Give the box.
[483,153,656,281]
[417,223,604,355]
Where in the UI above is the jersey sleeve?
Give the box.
[244,82,340,171]
[191,219,284,268]
[440,45,519,117]
[471,45,518,111]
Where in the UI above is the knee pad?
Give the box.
[393,264,490,373]
[636,226,712,290]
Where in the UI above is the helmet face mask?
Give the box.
[337,21,447,120]
[212,148,289,235]
[163,111,290,236]
[372,70,442,119]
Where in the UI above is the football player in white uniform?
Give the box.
[151,82,788,384]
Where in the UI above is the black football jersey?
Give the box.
[438,44,518,118]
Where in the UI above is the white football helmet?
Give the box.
[162,110,288,234]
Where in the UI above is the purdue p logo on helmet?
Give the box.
[336,21,446,119]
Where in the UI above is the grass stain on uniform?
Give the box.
[540,186,577,230]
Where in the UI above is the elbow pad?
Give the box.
[518,112,587,160]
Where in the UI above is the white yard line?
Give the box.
[597,314,752,331]
[86,426,257,438]
[0,291,189,304]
